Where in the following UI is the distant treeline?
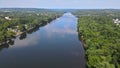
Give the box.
[73,9,120,17]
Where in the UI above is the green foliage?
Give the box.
[0,9,63,44]
[77,16,120,68]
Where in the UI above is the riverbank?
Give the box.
[0,16,60,46]
[0,13,86,68]
[77,16,120,68]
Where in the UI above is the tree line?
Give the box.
[0,8,63,45]
[74,10,120,68]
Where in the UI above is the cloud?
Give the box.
[12,32,40,48]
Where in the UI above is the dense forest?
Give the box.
[74,10,120,68]
[0,8,63,45]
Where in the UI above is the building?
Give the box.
[5,16,11,20]
[113,18,120,25]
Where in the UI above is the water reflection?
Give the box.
[27,26,40,34]
[12,23,49,48]
[0,21,49,50]
[8,39,14,45]
[0,39,14,51]
[0,43,9,51]
[43,13,78,38]
[0,13,86,68]
[19,32,27,40]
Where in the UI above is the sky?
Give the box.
[0,0,120,9]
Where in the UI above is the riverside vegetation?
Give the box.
[0,8,63,45]
[74,9,120,68]
[0,8,120,68]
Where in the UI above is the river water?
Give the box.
[0,13,86,68]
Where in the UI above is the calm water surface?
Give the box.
[0,13,86,68]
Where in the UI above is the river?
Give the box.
[0,13,86,68]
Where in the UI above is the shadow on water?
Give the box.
[27,26,40,34]
[0,39,14,51]
[0,43,9,51]
[27,22,48,34]
[0,13,86,68]
[0,14,57,51]
[0,22,49,52]
[19,32,27,40]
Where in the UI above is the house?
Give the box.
[7,28,17,33]
[24,24,28,29]
[113,18,120,25]
[5,16,11,20]
[36,14,40,16]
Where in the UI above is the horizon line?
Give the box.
[0,7,120,10]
